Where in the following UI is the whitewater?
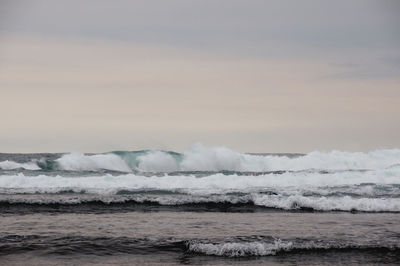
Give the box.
[2,143,400,172]
[1,143,399,212]
[1,144,400,264]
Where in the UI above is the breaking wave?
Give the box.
[1,144,399,213]
[54,152,131,172]
[1,144,399,172]
[1,168,399,194]
[187,239,400,257]
[1,194,399,213]
[187,238,293,257]
[0,160,40,170]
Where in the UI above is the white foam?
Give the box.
[187,239,400,257]
[1,169,400,211]
[135,144,400,172]
[136,151,178,172]
[1,193,399,212]
[252,194,400,212]
[188,239,293,257]
[0,160,40,170]
[56,152,131,172]
[180,144,244,171]
[0,168,399,195]
[0,194,250,205]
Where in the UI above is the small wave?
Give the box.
[1,193,399,213]
[252,194,400,212]
[187,239,400,257]
[187,239,292,257]
[0,234,398,257]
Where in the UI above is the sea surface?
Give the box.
[0,144,399,265]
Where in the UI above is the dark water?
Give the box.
[1,148,399,264]
[1,212,399,265]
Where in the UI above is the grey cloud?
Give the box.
[327,56,400,80]
[1,0,399,58]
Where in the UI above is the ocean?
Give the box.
[0,144,399,265]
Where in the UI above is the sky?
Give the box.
[0,0,399,153]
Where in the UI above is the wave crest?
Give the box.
[55,152,131,172]
[0,160,40,170]
[1,144,399,172]
[130,144,400,172]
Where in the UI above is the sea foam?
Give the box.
[188,239,293,256]
[1,168,399,194]
[187,238,400,257]
[134,144,400,172]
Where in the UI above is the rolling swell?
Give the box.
[0,197,277,214]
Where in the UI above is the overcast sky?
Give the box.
[0,0,399,153]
